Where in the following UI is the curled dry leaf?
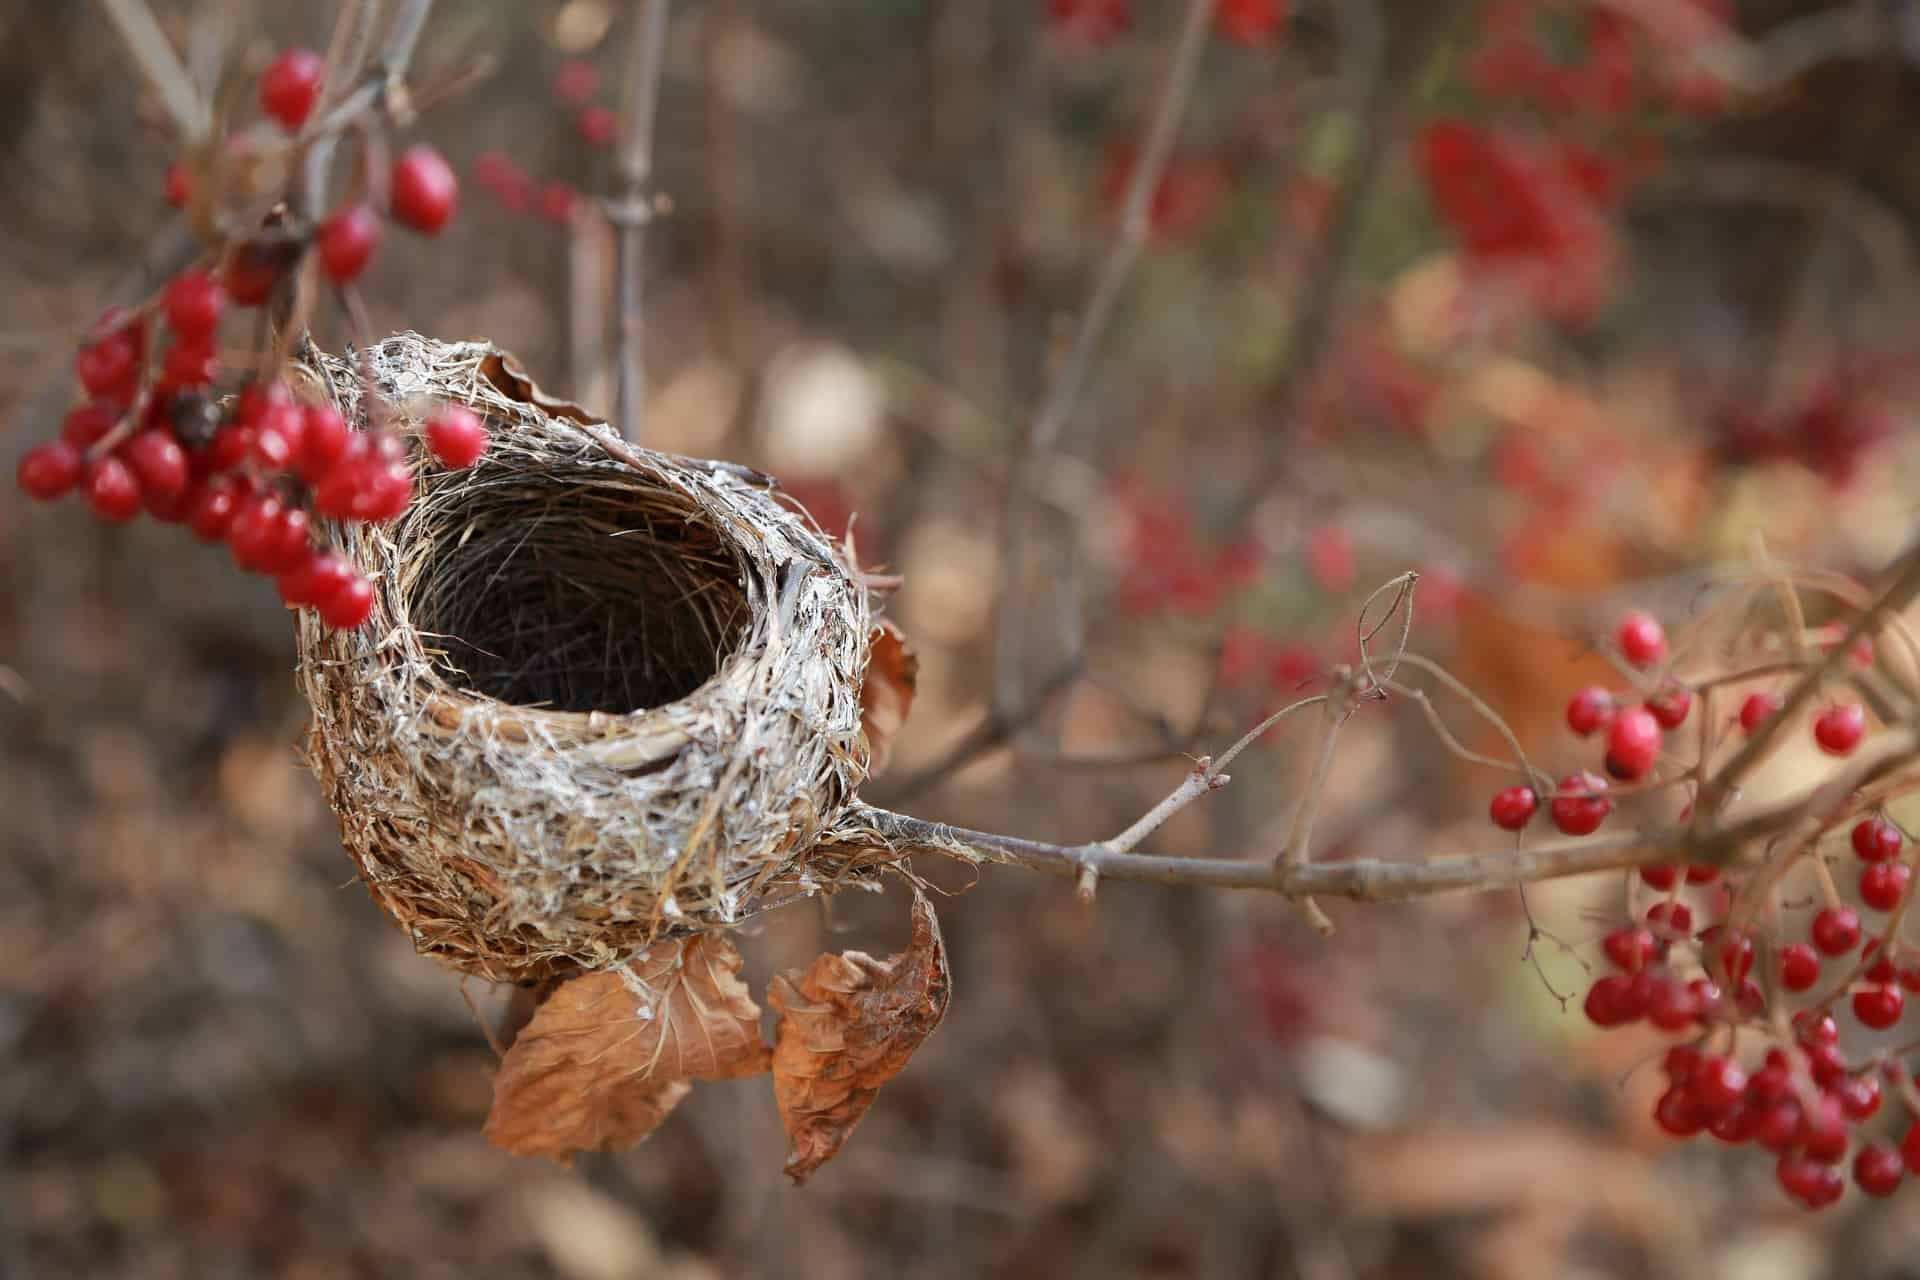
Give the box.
[860,619,918,778]
[479,349,605,426]
[484,934,770,1164]
[768,886,951,1182]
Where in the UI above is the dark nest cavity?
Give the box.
[407,467,752,714]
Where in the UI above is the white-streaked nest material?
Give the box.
[293,333,893,983]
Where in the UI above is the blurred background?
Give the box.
[8,0,1920,1276]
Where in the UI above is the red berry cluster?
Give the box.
[1577,807,1920,1209]
[14,47,484,633]
[473,151,581,226]
[1046,0,1286,49]
[1716,371,1899,490]
[1098,140,1230,244]
[1467,0,1731,119]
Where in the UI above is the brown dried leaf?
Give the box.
[484,934,770,1164]
[479,349,606,426]
[859,619,917,778]
[768,887,950,1182]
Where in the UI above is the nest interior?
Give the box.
[295,335,888,984]
[408,467,750,716]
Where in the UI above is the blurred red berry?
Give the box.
[1216,0,1285,45]
[1566,685,1614,736]
[1855,984,1904,1029]
[184,476,243,542]
[164,161,193,209]
[1738,690,1782,733]
[1780,944,1821,991]
[1617,610,1666,667]
[1646,686,1691,729]
[553,58,599,105]
[1813,703,1866,756]
[124,430,188,504]
[318,203,383,282]
[163,270,225,341]
[1811,906,1862,956]
[1049,0,1131,45]
[537,181,579,225]
[392,145,459,233]
[259,47,323,129]
[83,456,142,523]
[425,404,489,469]
[1854,1144,1905,1196]
[1489,785,1536,831]
[1854,818,1904,862]
[1860,861,1911,912]
[17,441,84,500]
[578,105,618,146]
[319,574,376,629]
[1605,705,1661,780]
[1550,771,1610,836]
[1777,1155,1844,1209]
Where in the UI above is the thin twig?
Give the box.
[610,0,673,444]
[99,0,210,141]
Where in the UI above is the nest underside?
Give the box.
[294,334,890,983]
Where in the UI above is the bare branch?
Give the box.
[610,0,673,444]
[99,0,211,141]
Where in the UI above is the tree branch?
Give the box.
[610,0,673,444]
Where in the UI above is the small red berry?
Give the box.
[18,441,84,500]
[578,105,618,146]
[83,456,142,523]
[1605,705,1662,780]
[1645,900,1692,939]
[425,404,489,468]
[1811,906,1862,956]
[278,552,354,608]
[1663,1044,1701,1082]
[1583,973,1640,1026]
[1796,1009,1841,1046]
[1646,686,1692,730]
[1617,610,1667,667]
[1739,690,1783,733]
[554,59,599,105]
[1565,685,1614,736]
[123,430,189,504]
[264,506,313,574]
[1853,818,1904,863]
[1689,1056,1747,1115]
[184,477,243,542]
[1833,1074,1881,1121]
[317,203,383,283]
[1854,984,1905,1030]
[260,47,324,129]
[227,495,285,572]
[1861,861,1911,912]
[1550,771,1611,836]
[1777,1155,1844,1209]
[1684,863,1719,884]
[1755,1099,1803,1152]
[1780,943,1821,991]
[61,402,117,448]
[319,574,375,629]
[1639,864,1678,890]
[164,161,193,209]
[74,329,141,400]
[224,241,289,306]
[537,181,579,225]
[1216,0,1285,45]
[300,405,351,480]
[1704,927,1754,983]
[1866,941,1898,985]
[1644,973,1700,1030]
[161,339,220,390]
[1903,1122,1920,1174]
[1801,1094,1851,1161]
[163,270,226,341]
[391,145,459,233]
[1854,1143,1905,1196]
[1602,926,1657,972]
[1488,785,1536,830]
[1653,1085,1704,1137]
[1813,703,1866,756]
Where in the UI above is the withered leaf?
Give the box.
[479,349,605,426]
[859,619,918,779]
[485,934,771,1164]
[768,887,950,1182]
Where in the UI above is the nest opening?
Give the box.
[409,475,752,715]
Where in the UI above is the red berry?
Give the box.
[1639,864,1678,890]
[1796,1009,1841,1046]
[425,404,489,468]
[1855,984,1905,1029]
[1605,705,1662,780]
[1663,1044,1701,1082]
[124,430,189,503]
[164,161,193,209]
[161,339,220,390]
[60,402,117,448]
[163,270,226,341]
[1780,943,1822,991]
[1550,771,1610,836]
[537,181,579,225]
[319,574,375,629]
[184,476,243,541]
[1488,785,1536,830]
[300,405,351,480]
[75,329,141,400]
[1645,973,1699,1030]
[1811,906,1862,956]
[1854,1143,1905,1196]
[265,506,313,574]
[1904,1122,1920,1174]
[1861,861,1911,912]
[1833,1073,1881,1121]
[227,494,285,572]
[1216,0,1285,45]
[1777,1155,1844,1208]
[578,105,618,146]
[1653,1085,1704,1137]
[83,456,142,522]
[1684,863,1719,884]
[1617,610,1667,667]
[1853,818,1903,863]
[391,145,459,233]
[1644,687,1690,731]
[554,59,598,105]
[259,47,323,129]
[1755,1099,1803,1152]
[1813,703,1866,756]
[1602,925,1658,972]
[1583,973,1639,1026]
[317,203,383,282]
[17,441,84,500]
[1689,1056,1747,1115]
[1645,900,1692,939]
[224,242,288,306]
[1708,1104,1756,1145]
[278,552,354,608]
[1866,941,1898,985]
[1739,690,1783,733]
[1565,685,1614,736]
[206,424,256,473]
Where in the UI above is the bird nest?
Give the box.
[293,334,896,983]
